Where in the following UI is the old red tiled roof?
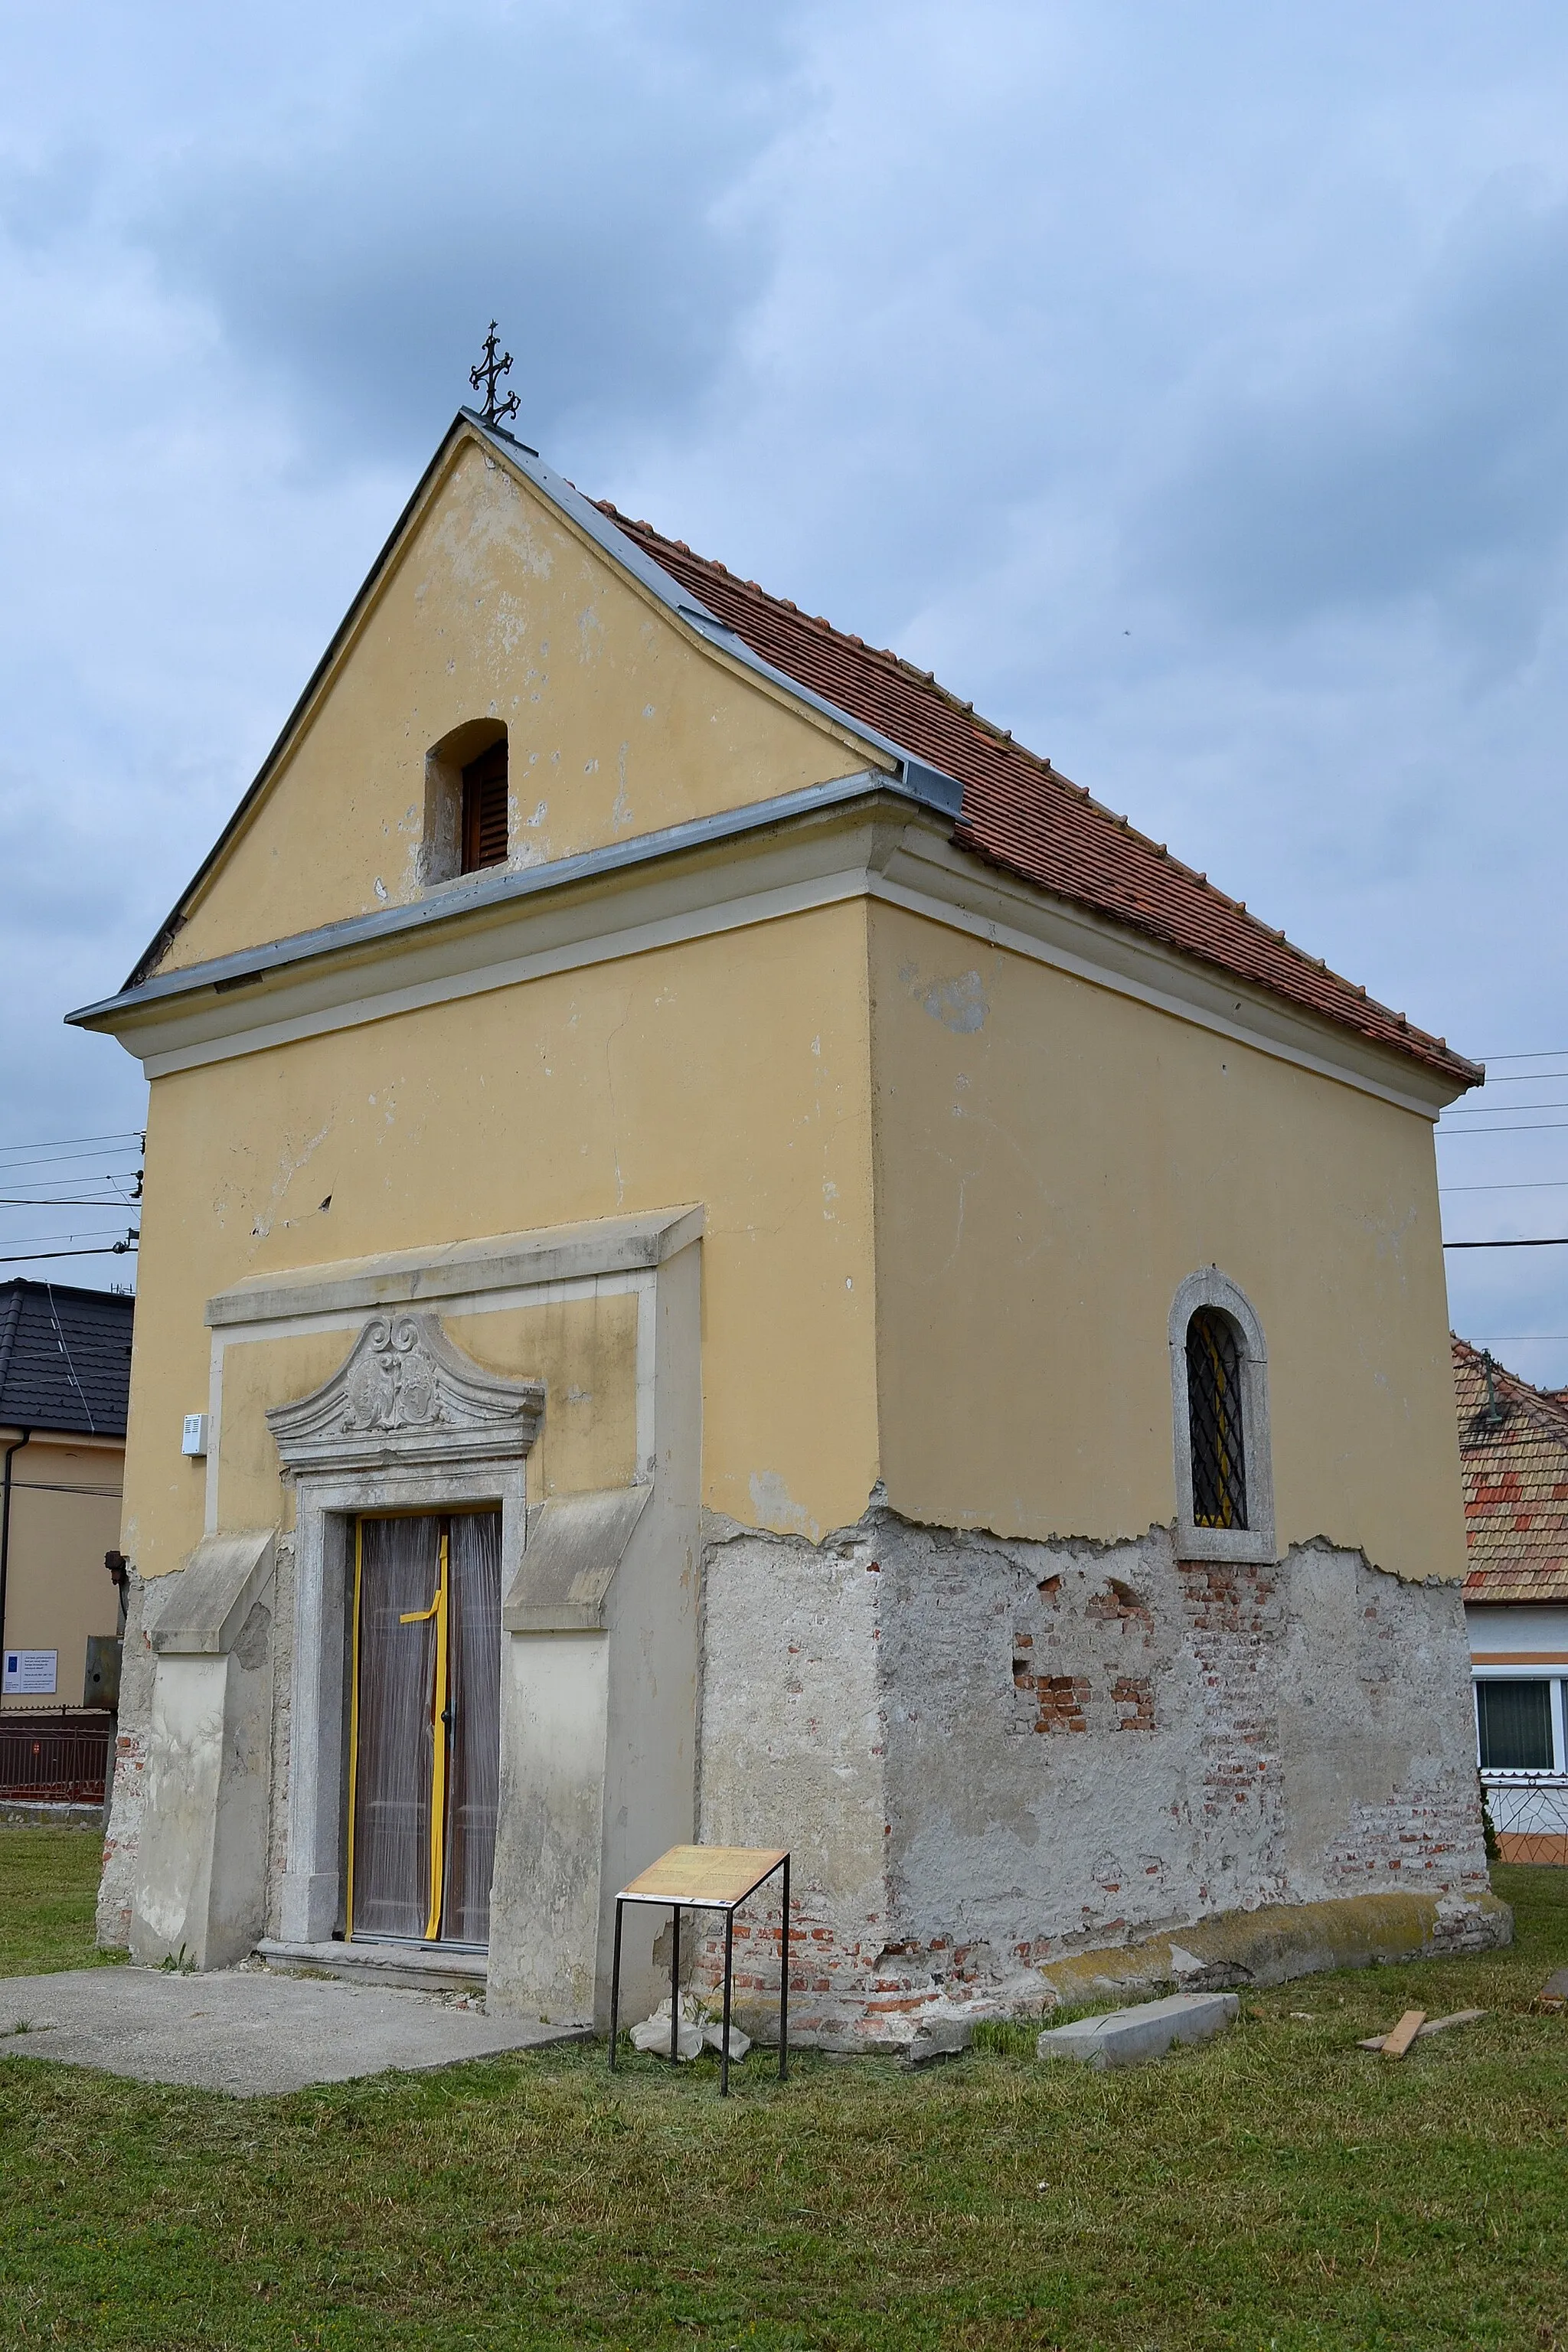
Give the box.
[1454,1338,1568,1604]
[599,503,1479,1092]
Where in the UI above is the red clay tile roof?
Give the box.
[599,503,1479,1093]
[1454,1337,1568,1604]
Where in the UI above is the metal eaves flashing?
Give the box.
[67,768,934,1029]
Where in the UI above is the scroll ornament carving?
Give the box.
[267,1313,544,1472]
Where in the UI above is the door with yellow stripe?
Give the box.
[348,1511,502,1946]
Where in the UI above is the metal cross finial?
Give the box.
[470,322,521,428]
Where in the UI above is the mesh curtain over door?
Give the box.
[443,1511,502,1945]
[350,1510,502,1946]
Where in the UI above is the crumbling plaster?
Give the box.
[697,1504,1494,2047]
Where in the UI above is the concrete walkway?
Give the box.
[0,1965,585,2096]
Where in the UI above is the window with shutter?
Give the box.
[461,740,509,872]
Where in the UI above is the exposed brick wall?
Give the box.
[701,1508,1495,2047]
[1113,1674,1156,1730]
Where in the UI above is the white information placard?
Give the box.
[2,1649,57,1694]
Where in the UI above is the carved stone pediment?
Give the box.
[266,1313,544,1474]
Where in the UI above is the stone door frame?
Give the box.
[279,1454,531,1945]
[266,1310,544,1946]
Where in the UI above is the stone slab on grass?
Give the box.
[0,1965,583,2097]
[1037,1991,1239,2069]
[904,2018,973,2068]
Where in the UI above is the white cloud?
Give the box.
[3,0,1567,1370]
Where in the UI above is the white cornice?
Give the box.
[88,793,1457,1119]
[207,1207,704,1331]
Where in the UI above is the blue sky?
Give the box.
[3,0,1566,1380]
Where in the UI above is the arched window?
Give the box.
[1168,1271,1275,1562]
[419,720,509,886]
[460,737,509,872]
[1185,1307,1247,1530]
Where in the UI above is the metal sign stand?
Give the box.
[608,1844,791,2096]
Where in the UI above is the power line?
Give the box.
[1436,1121,1568,1137]
[0,1239,138,1268]
[0,1129,143,1158]
[1471,1070,1568,1086]
[1442,1179,1568,1192]
[1444,1100,1568,1116]
[0,1148,144,1178]
[0,1224,144,1250]
[0,1178,142,1206]
[1477,1050,1568,1061]
[1444,1236,1568,1250]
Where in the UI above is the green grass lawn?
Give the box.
[0,1818,121,1978]
[2,1827,1566,2350]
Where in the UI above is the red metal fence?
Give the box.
[0,1711,111,1804]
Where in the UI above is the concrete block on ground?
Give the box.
[1036,1991,1239,2069]
[904,2017,973,2067]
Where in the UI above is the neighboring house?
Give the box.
[1455,1336,1568,1864]
[0,1279,132,1712]
[70,405,1504,2040]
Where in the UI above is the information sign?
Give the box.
[2,1649,57,1695]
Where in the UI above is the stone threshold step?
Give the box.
[256,1939,488,1997]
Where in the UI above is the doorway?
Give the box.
[347,1510,501,1947]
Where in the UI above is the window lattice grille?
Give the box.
[1186,1308,1248,1530]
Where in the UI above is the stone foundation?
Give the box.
[697,1507,1504,2048]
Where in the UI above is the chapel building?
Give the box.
[74,407,1504,2038]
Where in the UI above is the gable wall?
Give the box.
[120,900,878,1576]
[162,437,879,975]
[867,900,1467,1585]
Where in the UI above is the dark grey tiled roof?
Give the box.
[0,1281,134,1439]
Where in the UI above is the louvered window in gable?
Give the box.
[461,740,509,872]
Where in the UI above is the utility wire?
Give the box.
[0,1129,143,1158]
[0,1197,141,1208]
[1442,1179,1568,1193]
[0,1239,138,1267]
[0,1178,142,1205]
[1444,1236,1568,1250]
[45,1279,96,1432]
[1444,1101,1568,1116]
[1436,1121,1568,1137]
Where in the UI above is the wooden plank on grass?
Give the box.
[1357,2007,1485,2051]
[1380,2009,1426,2059]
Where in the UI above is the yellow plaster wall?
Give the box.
[867,903,1468,1583]
[0,1436,124,1710]
[163,437,880,974]
[120,901,878,1576]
